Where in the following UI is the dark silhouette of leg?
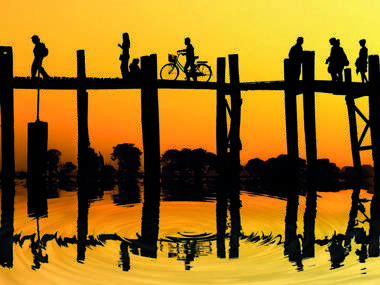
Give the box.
[184,62,190,81]
[38,66,49,79]
[31,59,40,78]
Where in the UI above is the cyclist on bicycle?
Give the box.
[178,37,196,81]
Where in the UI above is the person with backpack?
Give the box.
[31,35,50,79]
[178,37,196,81]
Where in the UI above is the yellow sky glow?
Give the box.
[0,0,377,170]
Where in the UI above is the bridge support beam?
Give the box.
[283,58,301,260]
[216,57,227,158]
[141,54,161,196]
[0,46,15,268]
[0,46,15,188]
[368,55,380,256]
[76,50,90,262]
[228,54,242,168]
[140,54,160,257]
[302,51,317,258]
[76,50,90,192]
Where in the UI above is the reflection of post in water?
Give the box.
[229,185,241,259]
[0,179,15,268]
[77,184,89,263]
[216,179,227,258]
[30,217,48,270]
[119,240,131,271]
[216,153,241,259]
[140,189,160,258]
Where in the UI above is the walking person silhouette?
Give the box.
[288,37,304,81]
[355,39,368,83]
[178,37,196,81]
[31,35,50,79]
[326,38,349,82]
[118,33,130,79]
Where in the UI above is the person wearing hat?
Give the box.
[31,35,50,79]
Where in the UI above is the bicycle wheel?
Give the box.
[195,63,212,82]
[160,64,179,80]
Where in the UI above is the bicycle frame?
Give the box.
[173,53,187,74]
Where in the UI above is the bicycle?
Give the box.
[160,51,212,82]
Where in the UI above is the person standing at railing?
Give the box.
[178,37,196,81]
[118,33,130,79]
[288,37,304,81]
[355,39,368,83]
[31,35,50,79]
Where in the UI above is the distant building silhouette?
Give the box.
[31,35,50,79]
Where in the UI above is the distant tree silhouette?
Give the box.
[45,149,61,196]
[87,147,105,200]
[111,143,142,181]
[111,144,142,206]
[161,148,217,185]
[58,162,77,190]
[100,164,117,190]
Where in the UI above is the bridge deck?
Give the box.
[10,77,369,97]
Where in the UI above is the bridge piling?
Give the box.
[141,54,161,196]
[0,46,15,268]
[302,51,317,258]
[216,57,227,157]
[228,54,242,167]
[344,69,362,185]
[76,49,90,224]
[283,58,300,258]
[0,47,15,187]
[368,55,380,257]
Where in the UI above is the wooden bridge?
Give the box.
[1,46,380,202]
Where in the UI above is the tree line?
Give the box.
[12,144,375,198]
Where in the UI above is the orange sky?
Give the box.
[0,0,378,170]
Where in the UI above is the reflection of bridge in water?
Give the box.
[2,46,380,274]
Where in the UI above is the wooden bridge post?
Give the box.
[140,54,161,195]
[368,55,380,256]
[216,57,227,157]
[76,50,90,192]
[345,69,362,179]
[228,54,242,168]
[369,55,380,197]
[343,68,363,250]
[302,51,317,258]
[0,46,15,186]
[283,58,300,258]
[140,54,160,258]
